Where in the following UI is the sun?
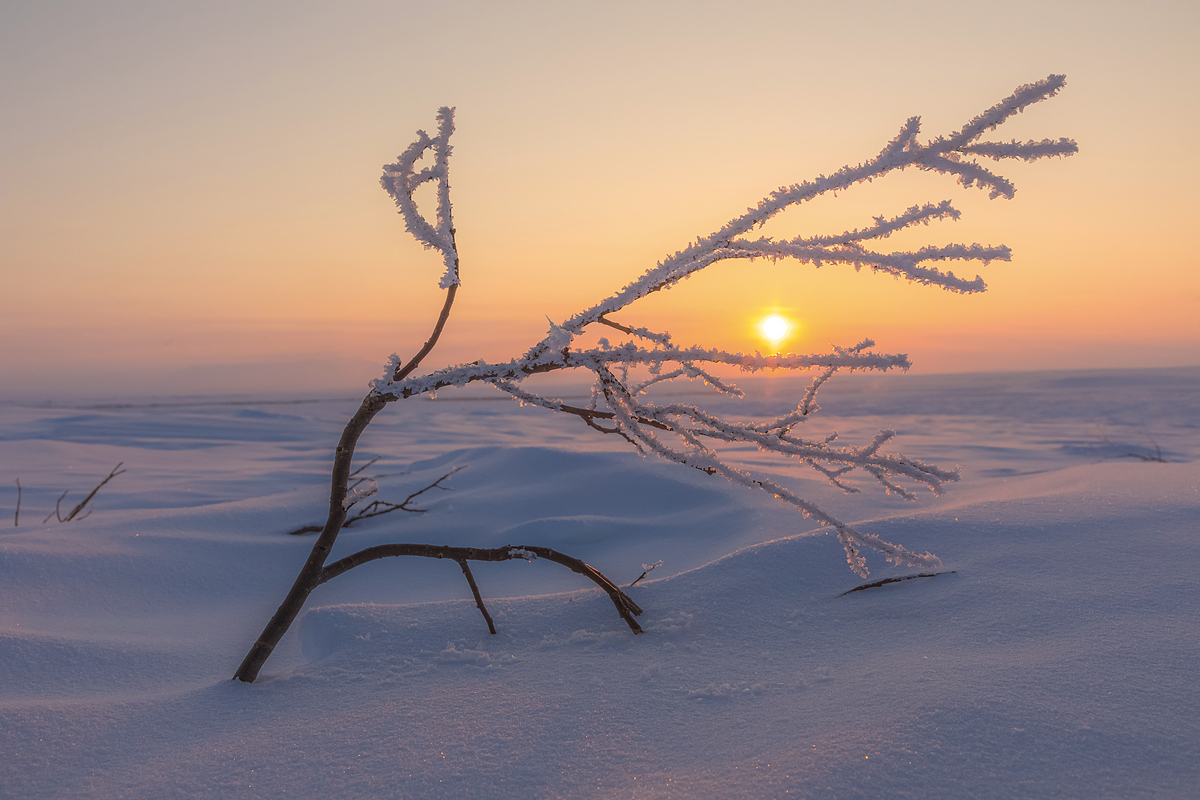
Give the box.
[760,315,789,342]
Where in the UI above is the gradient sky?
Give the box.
[2,0,1197,399]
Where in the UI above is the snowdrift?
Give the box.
[2,369,1197,798]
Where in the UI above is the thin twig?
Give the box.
[629,560,662,587]
[557,403,672,433]
[458,559,496,634]
[13,479,19,527]
[393,277,458,382]
[349,456,382,478]
[287,466,465,535]
[348,466,464,524]
[1122,438,1166,462]
[597,315,635,335]
[63,463,126,522]
[839,570,956,596]
[43,490,68,524]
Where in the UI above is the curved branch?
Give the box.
[380,107,458,287]
[318,543,643,633]
[233,393,390,683]
[394,280,458,383]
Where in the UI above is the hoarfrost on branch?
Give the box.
[370,76,1076,577]
[232,76,1076,684]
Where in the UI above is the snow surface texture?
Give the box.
[1,368,1198,798]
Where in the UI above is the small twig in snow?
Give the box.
[458,559,497,634]
[839,570,956,596]
[1121,438,1166,463]
[64,463,127,522]
[629,560,663,587]
[42,463,127,524]
[349,455,382,478]
[43,490,69,524]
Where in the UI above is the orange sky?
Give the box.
[2,1,1197,399]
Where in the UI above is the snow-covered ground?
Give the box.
[2,367,1197,798]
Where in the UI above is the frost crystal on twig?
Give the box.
[342,479,379,510]
[370,76,1076,577]
[380,107,459,289]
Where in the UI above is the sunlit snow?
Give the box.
[2,368,1197,797]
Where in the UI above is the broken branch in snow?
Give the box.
[839,570,957,596]
[13,479,19,527]
[1121,439,1166,463]
[41,463,126,524]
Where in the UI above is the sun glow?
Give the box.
[761,315,789,342]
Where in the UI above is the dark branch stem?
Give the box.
[394,246,458,381]
[235,240,461,683]
[629,561,661,587]
[63,463,126,522]
[457,559,496,634]
[233,393,391,682]
[839,571,956,596]
[13,479,19,527]
[318,543,643,633]
[597,315,635,335]
[556,403,672,433]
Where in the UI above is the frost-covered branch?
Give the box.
[380,107,459,289]
[801,201,962,247]
[535,74,1075,347]
[235,79,1076,681]
[363,76,1075,576]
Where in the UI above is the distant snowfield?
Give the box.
[2,368,1197,798]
